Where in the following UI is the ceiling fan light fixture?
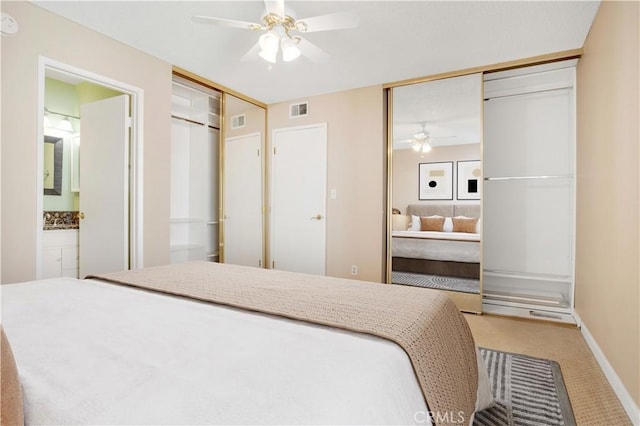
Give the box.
[258,48,277,63]
[421,142,432,153]
[259,30,279,53]
[193,4,360,65]
[281,37,301,62]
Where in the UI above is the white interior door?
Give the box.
[224,132,263,267]
[79,95,130,277]
[271,124,327,275]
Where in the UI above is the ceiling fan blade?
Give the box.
[300,12,359,33]
[264,0,285,17]
[298,38,330,63]
[240,42,261,62]
[192,15,257,30]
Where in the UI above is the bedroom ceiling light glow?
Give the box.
[280,36,301,62]
[192,1,359,66]
[411,132,433,153]
[254,13,304,63]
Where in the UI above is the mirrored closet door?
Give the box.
[388,73,483,313]
[221,94,266,268]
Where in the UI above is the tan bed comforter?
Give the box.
[91,261,478,425]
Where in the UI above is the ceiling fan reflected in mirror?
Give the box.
[411,132,435,154]
[192,0,358,64]
[402,124,457,154]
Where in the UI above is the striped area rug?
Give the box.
[474,348,576,426]
[391,271,480,294]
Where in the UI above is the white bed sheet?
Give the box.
[1,277,430,425]
[392,231,480,262]
[392,230,480,242]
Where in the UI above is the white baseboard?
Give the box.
[573,310,639,425]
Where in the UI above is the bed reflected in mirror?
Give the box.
[389,73,483,313]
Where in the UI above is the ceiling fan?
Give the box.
[397,123,457,153]
[192,0,358,64]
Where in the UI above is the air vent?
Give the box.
[289,101,309,118]
[231,113,246,129]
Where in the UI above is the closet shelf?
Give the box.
[483,269,572,283]
[484,175,573,181]
[483,290,568,308]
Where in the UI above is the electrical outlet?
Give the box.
[351,265,358,275]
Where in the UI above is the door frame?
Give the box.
[269,122,327,274]
[35,56,144,278]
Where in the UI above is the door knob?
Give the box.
[310,214,323,220]
[79,212,85,219]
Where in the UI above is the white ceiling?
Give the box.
[33,1,600,105]
[392,73,482,150]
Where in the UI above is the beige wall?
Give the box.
[1,2,172,283]
[392,144,481,214]
[224,95,266,139]
[575,0,639,407]
[268,87,385,282]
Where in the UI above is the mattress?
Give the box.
[392,231,480,263]
[1,277,430,425]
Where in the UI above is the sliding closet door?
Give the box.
[221,94,266,268]
[223,132,263,267]
[483,65,575,314]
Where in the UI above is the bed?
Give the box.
[1,261,491,426]
[392,204,481,280]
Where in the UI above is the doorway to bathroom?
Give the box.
[36,58,144,279]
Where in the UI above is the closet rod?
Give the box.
[484,175,572,181]
[171,114,220,131]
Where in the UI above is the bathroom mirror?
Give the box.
[388,73,483,313]
[43,135,63,195]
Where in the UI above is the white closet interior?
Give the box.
[482,60,577,323]
[170,77,221,263]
